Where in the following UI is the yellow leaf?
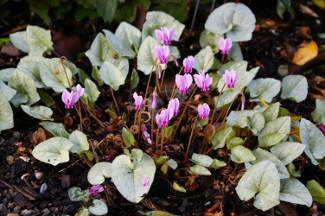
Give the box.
[292,40,318,65]
[312,0,325,9]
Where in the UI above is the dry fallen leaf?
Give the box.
[292,40,318,65]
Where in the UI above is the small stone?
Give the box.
[41,208,51,216]
[6,214,19,216]
[0,204,8,214]
[6,155,14,165]
[13,205,21,211]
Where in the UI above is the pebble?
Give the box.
[0,204,8,214]
[41,208,51,216]
[6,214,19,216]
[13,206,21,211]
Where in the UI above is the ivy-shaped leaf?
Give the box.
[280,178,312,206]
[21,105,53,121]
[26,25,53,56]
[281,75,308,103]
[270,142,305,165]
[87,162,112,185]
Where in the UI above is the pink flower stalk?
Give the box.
[61,84,84,109]
[183,56,195,73]
[133,92,143,110]
[222,69,238,88]
[320,124,325,136]
[197,103,210,119]
[141,125,152,144]
[194,72,213,92]
[88,185,104,197]
[175,74,193,94]
[156,108,174,128]
[142,177,150,186]
[154,45,170,64]
[168,98,180,116]
[219,37,232,54]
[152,88,158,109]
[155,27,178,45]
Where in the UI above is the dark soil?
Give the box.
[1,0,325,216]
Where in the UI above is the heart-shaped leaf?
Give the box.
[227,110,258,128]
[111,151,156,203]
[9,30,29,53]
[261,102,280,122]
[300,118,325,165]
[189,165,211,175]
[103,29,135,58]
[247,78,281,103]
[68,186,90,201]
[193,46,214,72]
[270,142,305,165]
[21,105,53,121]
[26,25,53,56]
[230,145,256,163]
[122,127,135,147]
[17,56,47,88]
[311,99,325,125]
[87,162,112,185]
[280,75,308,103]
[205,3,256,42]
[236,160,280,211]
[32,137,73,166]
[80,78,101,110]
[69,130,89,156]
[258,116,291,148]
[0,91,14,133]
[280,178,312,206]
[211,126,234,149]
[115,22,141,52]
[307,180,325,204]
[199,29,223,52]
[88,199,108,216]
[39,121,69,138]
[137,36,159,75]
[247,113,265,135]
[99,60,126,91]
[191,153,213,167]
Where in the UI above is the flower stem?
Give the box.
[109,87,120,116]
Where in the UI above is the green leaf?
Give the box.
[115,22,141,52]
[38,89,55,107]
[87,162,112,185]
[103,29,135,58]
[137,36,159,75]
[141,11,185,41]
[80,78,100,110]
[163,125,175,138]
[172,181,186,193]
[280,178,312,206]
[218,61,248,73]
[26,25,53,56]
[32,137,73,166]
[230,145,256,163]
[88,199,108,216]
[311,99,325,124]
[17,56,47,88]
[205,3,256,42]
[95,0,117,22]
[235,160,280,211]
[111,151,156,203]
[191,153,213,167]
[122,127,135,147]
[252,148,289,179]
[39,121,69,138]
[307,180,325,204]
[277,0,294,19]
[9,30,29,53]
[210,159,227,169]
[199,29,223,53]
[227,137,246,149]
[68,186,90,202]
[91,65,104,86]
[226,110,257,128]
[189,165,211,175]
[85,33,118,66]
[0,80,16,101]
[247,78,281,103]
[270,142,305,165]
[167,159,178,169]
[280,75,308,102]
[247,113,265,135]
[130,69,139,90]
[0,68,15,82]
[258,116,291,148]
[229,42,244,61]
[197,118,209,129]
[8,69,40,107]
[0,91,14,133]
[193,46,214,72]
[151,0,187,22]
[211,126,234,149]
[69,130,89,156]
[215,89,241,109]
[21,105,53,121]
[99,60,126,91]
[39,58,73,92]
[300,118,325,165]
[130,149,143,162]
[261,102,280,122]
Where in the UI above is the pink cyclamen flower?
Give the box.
[88,185,104,197]
[320,124,325,136]
[155,27,178,45]
[197,103,210,119]
[154,45,170,64]
[133,92,143,110]
[61,84,84,109]
[141,125,152,144]
[168,98,180,116]
[175,74,193,94]
[219,37,232,54]
[183,56,195,73]
[222,69,238,88]
[142,177,150,186]
[194,72,213,92]
[156,108,174,128]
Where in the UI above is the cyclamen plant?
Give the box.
[2,2,323,215]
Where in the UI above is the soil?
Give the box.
[1,0,325,216]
